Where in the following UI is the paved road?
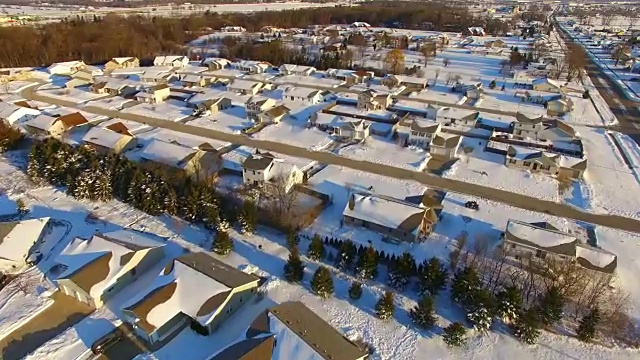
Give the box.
[19,85,640,233]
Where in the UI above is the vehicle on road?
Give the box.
[465,201,479,210]
[91,330,123,354]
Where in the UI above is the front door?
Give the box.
[532,163,539,170]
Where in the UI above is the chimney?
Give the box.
[348,194,356,211]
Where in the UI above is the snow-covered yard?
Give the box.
[36,86,110,104]
[251,117,334,151]
[338,135,429,171]
[122,100,192,122]
[189,106,254,134]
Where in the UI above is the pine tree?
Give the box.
[307,233,325,261]
[512,307,541,345]
[310,266,334,299]
[239,200,257,234]
[417,257,448,296]
[536,286,564,327]
[451,267,481,307]
[286,230,299,249]
[349,281,363,300]
[212,221,233,256]
[284,244,305,283]
[576,307,600,342]
[375,291,395,321]
[443,323,467,347]
[496,286,522,324]
[336,240,357,271]
[465,287,495,333]
[355,245,379,280]
[388,252,416,291]
[410,295,437,330]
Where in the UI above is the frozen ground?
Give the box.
[36,86,110,104]
[338,135,429,171]
[189,107,254,134]
[122,100,191,122]
[84,96,136,111]
[251,116,334,151]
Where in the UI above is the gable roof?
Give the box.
[430,132,461,148]
[283,86,322,99]
[515,112,544,124]
[58,112,89,128]
[243,152,276,171]
[110,57,137,64]
[344,193,426,233]
[139,139,199,169]
[0,218,50,263]
[82,126,132,149]
[105,122,134,136]
[262,104,290,119]
[25,114,58,130]
[505,219,577,256]
[229,79,262,91]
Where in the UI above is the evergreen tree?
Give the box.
[239,200,257,234]
[466,287,495,333]
[336,240,357,271]
[286,229,299,249]
[576,307,600,342]
[284,244,305,283]
[443,323,467,347]
[180,181,201,222]
[451,267,481,307]
[27,143,45,184]
[417,257,448,296]
[212,220,233,255]
[375,291,395,321]
[388,252,416,291]
[496,286,522,324]
[512,307,541,345]
[201,198,220,230]
[307,233,325,261]
[310,266,334,299]
[355,245,379,280]
[410,295,437,330]
[536,286,564,327]
[348,281,362,300]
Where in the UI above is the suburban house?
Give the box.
[546,95,574,116]
[279,64,317,76]
[135,84,171,104]
[242,151,304,193]
[93,80,138,97]
[233,60,271,74]
[122,252,260,344]
[357,89,392,111]
[81,126,137,154]
[153,55,189,68]
[104,57,140,72]
[211,301,368,360]
[343,193,438,242]
[48,60,86,75]
[429,131,461,159]
[25,112,89,138]
[245,96,277,121]
[504,145,587,179]
[54,231,165,308]
[484,39,506,48]
[537,120,577,142]
[228,79,263,95]
[512,112,545,139]
[0,101,40,125]
[532,78,566,93]
[382,75,429,90]
[435,107,479,130]
[0,217,50,268]
[501,219,617,276]
[326,68,373,85]
[257,104,290,124]
[396,117,441,149]
[139,139,220,179]
[195,97,232,115]
[180,75,208,88]
[201,57,231,71]
[140,70,175,85]
[334,119,371,141]
[282,86,327,105]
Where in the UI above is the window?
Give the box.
[541,165,550,171]
[508,159,517,164]
[535,250,546,259]
[522,161,531,167]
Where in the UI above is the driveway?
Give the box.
[0,291,94,360]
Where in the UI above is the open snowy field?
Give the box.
[338,135,429,171]
[190,107,254,134]
[251,117,334,151]
[36,86,110,104]
[122,100,191,122]
[84,96,136,111]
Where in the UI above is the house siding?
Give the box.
[206,282,259,333]
[343,214,418,242]
[505,158,558,175]
[57,279,96,307]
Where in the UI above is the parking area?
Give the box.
[93,324,148,360]
[0,291,94,360]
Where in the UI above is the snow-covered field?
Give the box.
[122,100,191,122]
[189,107,254,134]
[338,135,429,171]
[36,86,110,104]
[251,117,334,151]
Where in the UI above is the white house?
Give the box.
[153,55,189,68]
[233,60,271,74]
[0,101,40,125]
[334,119,370,141]
[48,60,86,75]
[512,112,545,139]
[279,64,317,76]
[281,86,326,105]
[396,118,441,149]
[429,131,461,159]
[0,217,50,269]
[435,108,479,130]
[242,151,303,193]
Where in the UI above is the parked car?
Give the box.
[464,201,479,210]
[26,250,42,266]
[91,329,123,354]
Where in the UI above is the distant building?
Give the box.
[104,57,140,72]
[357,89,392,111]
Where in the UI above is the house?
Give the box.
[0,101,40,125]
[221,26,246,32]
[25,112,89,138]
[512,112,545,139]
[48,60,86,75]
[141,70,175,85]
[343,193,438,242]
[195,97,232,115]
[181,75,208,88]
[123,252,260,344]
[435,108,479,130]
[326,68,373,85]
[257,104,290,124]
[504,145,587,179]
[532,78,566,93]
[104,57,140,72]
[538,120,577,142]
[153,55,189,68]
[245,96,277,121]
[211,301,368,360]
[201,57,231,71]
[282,86,326,105]
[501,219,617,276]
[54,231,165,307]
[135,84,171,104]
[98,80,139,97]
[334,119,371,141]
[82,126,137,154]
[512,70,533,86]
[389,33,410,49]
[228,79,263,95]
[546,95,574,115]
[139,139,220,179]
[0,218,50,268]
[72,66,103,80]
[357,89,392,111]
[429,131,461,159]
[484,39,506,48]
[279,64,316,76]
[465,27,486,36]
[233,60,271,74]
[396,117,441,149]
[242,151,303,193]
[382,75,429,90]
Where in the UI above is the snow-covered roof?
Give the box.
[228,79,261,91]
[25,114,58,130]
[576,245,617,274]
[110,57,137,64]
[436,107,479,121]
[154,55,188,66]
[343,193,425,231]
[505,219,577,254]
[0,102,22,119]
[0,218,50,263]
[558,156,587,169]
[55,232,164,301]
[282,86,321,99]
[139,139,198,169]
[151,129,229,151]
[392,75,428,85]
[82,126,131,149]
[124,252,259,332]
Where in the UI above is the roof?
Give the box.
[58,112,88,128]
[154,55,187,65]
[262,104,290,119]
[139,139,199,169]
[105,122,133,136]
[344,193,426,232]
[202,57,231,66]
[515,112,544,124]
[558,156,587,170]
[504,219,577,256]
[124,252,259,333]
[532,77,565,89]
[392,75,428,85]
[0,101,22,119]
[243,152,276,171]
[55,231,164,301]
[283,86,322,99]
[229,79,262,91]
[210,336,276,360]
[436,107,479,121]
[0,218,49,263]
[340,119,370,132]
[430,132,461,148]
[82,126,132,149]
[110,57,137,64]
[244,302,368,360]
[576,244,617,274]
[25,114,58,130]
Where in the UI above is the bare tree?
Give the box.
[566,43,587,81]
[602,10,615,27]
[266,172,300,229]
[612,43,631,67]
[433,68,440,86]
[384,49,405,75]
[420,42,437,67]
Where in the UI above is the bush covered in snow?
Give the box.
[375,291,395,321]
[311,266,334,299]
[443,322,467,347]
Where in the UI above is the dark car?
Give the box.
[91,330,123,354]
[464,201,479,210]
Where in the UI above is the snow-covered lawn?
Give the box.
[251,117,333,151]
[36,86,110,104]
[190,106,253,134]
[122,100,192,122]
[478,91,546,117]
[408,88,465,104]
[84,96,136,111]
[338,136,429,171]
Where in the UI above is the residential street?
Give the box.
[19,85,640,233]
